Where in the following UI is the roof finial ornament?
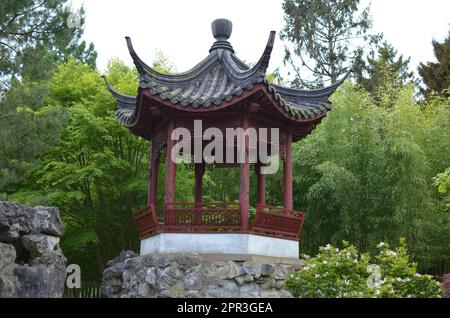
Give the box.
[209,19,234,53]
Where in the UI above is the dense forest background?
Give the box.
[1,0,449,281]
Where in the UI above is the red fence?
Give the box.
[135,204,160,239]
[164,202,241,232]
[134,203,304,241]
[252,205,305,240]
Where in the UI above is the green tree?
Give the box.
[0,0,96,91]
[9,59,145,278]
[280,0,381,88]
[434,167,450,211]
[418,32,450,99]
[0,0,97,191]
[293,82,450,274]
[355,41,415,106]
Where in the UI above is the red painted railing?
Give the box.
[134,204,160,239]
[164,202,242,232]
[134,203,305,241]
[252,205,305,240]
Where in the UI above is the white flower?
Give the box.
[396,277,402,282]
[377,242,386,248]
[414,273,422,278]
[344,279,351,285]
[375,289,380,295]
[315,274,320,278]
[336,262,340,266]
[323,260,328,264]
[324,244,331,251]
[388,250,397,256]
[367,264,381,274]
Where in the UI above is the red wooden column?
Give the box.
[165,119,176,208]
[239,114,250,231]
[147,139,160,207]
[256,165,266,210]
[283,128,293,210]
[194,163,205,225]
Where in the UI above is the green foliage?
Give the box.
[434,167,450,211]
[8,59,145,279]
[0,0,96,92]
[354,41,415,107]
[286,240,443,298]
[418,32,450,99]
[294,83,450,274]
[280,0,381,87]
[0,0,97,191]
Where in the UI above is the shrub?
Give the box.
[286,240,443,298]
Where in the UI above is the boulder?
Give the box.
[0,201,66,298]
[0,201,62,242]
[21,234,60,259]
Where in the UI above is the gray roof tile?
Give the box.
[104,19,350,127]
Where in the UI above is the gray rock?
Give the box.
[239,283,260,298]
[243,261,262,278]
[175,255,200,268]
[217,261,243,279]
[183,269,205,291]
[261,289,282,298]
[106,250,137,267]
[145,267,157,286]
[156,255,172,268]
[261,263,275,276]
[260,278,276,289]
[137,283,150,297]
[235,275,246,286]
[101,252,302,298]
[273,264,287,280]
[206,283,237,298]
[0,201,62,241]
[0,242,16,271]
[0,201,66,298]
[142,254,157,267]
[122,270,139,291]
[0,276,16,297]
[21,234,59,259]
[160,282,186,298]
[275,280,286,289]
[157,265,184,290]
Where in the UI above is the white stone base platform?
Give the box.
[140,233,299,259]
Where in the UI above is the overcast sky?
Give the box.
[72,0,449,80]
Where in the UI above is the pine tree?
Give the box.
[418,32,450,99]
[280,0,381,88]
[354,41,415,107]
[0,0,97,93]
[0,0,97,190]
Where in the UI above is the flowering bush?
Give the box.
[286,240,443,298]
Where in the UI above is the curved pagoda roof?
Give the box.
[104,19,350,139]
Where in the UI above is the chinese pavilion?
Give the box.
[104,19,349,259]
